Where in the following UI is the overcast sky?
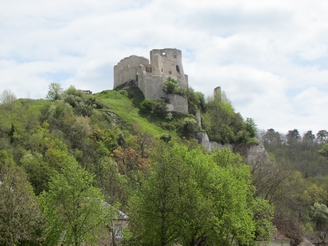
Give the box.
[1,0,328,135]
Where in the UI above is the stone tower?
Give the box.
[113,48,188,114]
[214,86,221,101]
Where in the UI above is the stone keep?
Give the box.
[113,48,189,114]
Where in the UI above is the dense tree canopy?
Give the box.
[0,151,43,246]
[127,143,273,246]
[40,159,113,246]
[2,83,328,245]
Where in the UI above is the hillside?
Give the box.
[0,85,328,245]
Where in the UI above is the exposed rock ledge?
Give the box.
[195,132,270,166]
[195,132,232,152]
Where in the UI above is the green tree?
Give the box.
[40,159,113,246]
[46,83,64,101]
[0,90,17,104]
[20,151,53,195]
[245,117,257,138]
[186,87,205,115]
[139,99,154,115]
[0,151,43,246]
[128,143,186,246]
[286,129,301,145]
[252,198,275,241]
[310,202,328,231]
[153,98,168,117]
[202,98,247,144]
[316,130,328,143]
[319,143,328,159]
[162,77,180,95]
[128,144,270,246]
[177,117,199,139]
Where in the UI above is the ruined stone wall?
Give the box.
[150,48,188,89]
[138,74,165,100]
[113,55,149,89]
[166,94,188,114]
[195,132,232,152]
[113,48,189,114]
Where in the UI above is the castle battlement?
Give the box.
[113,48,189,114]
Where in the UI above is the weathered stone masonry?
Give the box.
[113,48,189,114]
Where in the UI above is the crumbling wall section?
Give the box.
[114,56,149,89]
[166,94,188,114]
[139,76,165,100]
[113,49,189,114]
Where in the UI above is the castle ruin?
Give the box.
[113,48,189,114]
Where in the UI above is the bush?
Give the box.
[178,117,199,139]
[139,99,154,115]
[119,90,129,97]
[152,98,168,117]
[187,87,206,115]
[160,133,172,142]
[162,77,179,94]
[160,123,176,131]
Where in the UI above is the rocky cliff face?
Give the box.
[245,142,270,166]
[195,132,232,152]
[195,132,270,166]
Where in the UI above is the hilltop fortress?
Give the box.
[113,48,189,114]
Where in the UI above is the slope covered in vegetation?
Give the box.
[0,84,327,245]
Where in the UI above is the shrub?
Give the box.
[152,98,168,117]
[160,123,176,131]
[160,133,172,143]
[162,77,180,94]
[119,90,129,97]
[139,99,154,115]
[178,117,199,139]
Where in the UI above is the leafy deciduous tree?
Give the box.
[0,151,43,246]
[0,90,17,104]
[128,144,273,246]
[40,160,113,246]
[46,83,63,101]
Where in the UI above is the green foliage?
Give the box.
[0,90,17,104]
[139,99,154,115]
[128,144,272,245]
[153,98,168,117]
[316,130,328,143]
[246,117,257,138]
[177,117,199,139]
[46,83,64,101]
[20,151,53,195]
[63,86,95,116]
[202,98,253,144]
[162,77,180,94]
[139,98,169,119]
[40,160,113,246]
[0,151,44,245]
[262,128,328,177]
[319,143,328,158]
[160,133,172,142]
[310,202,328,230]
[3,82,328,246]
[186,87,205,115]
[252,198,275,241]
[303,184,327,205]
[119,90,129,97]
[159,122,176,131]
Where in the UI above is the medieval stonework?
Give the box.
[113,48,188,114]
